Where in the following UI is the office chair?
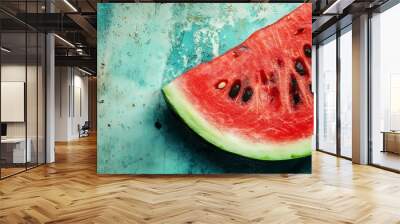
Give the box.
[79,121,90,138]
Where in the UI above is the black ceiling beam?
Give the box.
[55,55,96,68]
[0,18,27,32]
[0,7,38,31]
[86,0,97,12]
[312,15,336,34]
[67,13,97,46]
[55,47,97,57]
[312,14,353,44]
[14,13,83,32]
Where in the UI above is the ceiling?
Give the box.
[0,0,98,73]
[312,0,391,44]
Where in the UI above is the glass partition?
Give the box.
[0,1,46,179]
[27,31,38,169]
[317,35,337,154]
[1,31,28,177]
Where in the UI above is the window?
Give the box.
[370,3,400,171]
[317,35,337,154]
[339,27,352,158]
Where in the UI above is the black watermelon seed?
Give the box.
[304,45,312,58]
[293,93,301,105]
[242,87,253,103]
[291,77,297,89]
[154,121,162,129]
[295,28,305,35]
[295,60,305,76]
[309,84,312,92]
[229,81,241,99]
[290,76,301,106]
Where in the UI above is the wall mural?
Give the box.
[97,3,313,174]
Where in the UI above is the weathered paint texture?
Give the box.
[97,3,311,174]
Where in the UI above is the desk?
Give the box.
[381,131,400,154]
[1,138,31,163]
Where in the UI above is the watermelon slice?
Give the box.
[163,3,313,161]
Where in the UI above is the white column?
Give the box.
[45,0,55,163]
[46,33,55,163]
[352,14,369,164]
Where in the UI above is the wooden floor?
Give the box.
[373,150,400,171]
[1,135,400,224]
[1,167,26,178]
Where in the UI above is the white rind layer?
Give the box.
[162,82,312,161]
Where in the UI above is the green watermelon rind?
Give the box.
[162,82,312,161]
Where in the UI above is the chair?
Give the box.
[79,121,90,138]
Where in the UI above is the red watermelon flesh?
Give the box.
[163,4,313,160]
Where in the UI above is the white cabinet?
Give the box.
[1,138,32,163]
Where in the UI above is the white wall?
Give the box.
[71,73,89,138]
[55,66,70,141]
[55,67,89,141]
[1,64,25,81]
[1,82,25,122]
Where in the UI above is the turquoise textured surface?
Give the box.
[97,3,310,174]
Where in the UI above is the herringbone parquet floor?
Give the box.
[1,135,400,224]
